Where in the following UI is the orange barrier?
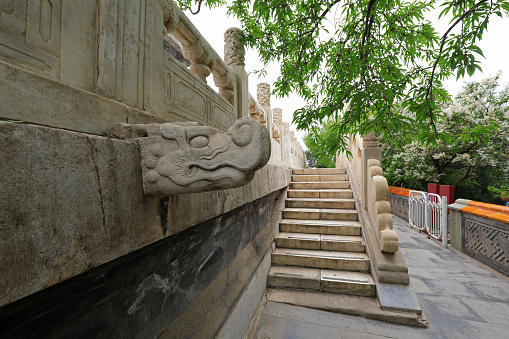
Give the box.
[460,201,509,223]
[388,186,509,224]
[388,186,412,198]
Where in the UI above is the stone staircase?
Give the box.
[264,168,427,327]
[268,167,376,297]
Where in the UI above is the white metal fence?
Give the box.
[408,190,448,247]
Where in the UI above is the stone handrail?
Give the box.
[161,2,305,168]
[338,132,409,284]
[163,0,237,104]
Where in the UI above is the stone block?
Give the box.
[0,61,128,135]
[268,266,321,290]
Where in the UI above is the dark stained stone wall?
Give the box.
[389,193,409,222]
[0,191,281,339]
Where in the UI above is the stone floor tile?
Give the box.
[420,278,477,298]
[402,249,441,260]
[409,277,435,295]
[255,314,287,339]
[283,319,341,339]
[466,283,509,303]
[397,235,418,244]
[460,298,509,326]
[407,267,434,278]
[340,329,393,339]
[417,295,485,322]
[263,301,367,332]
[401,256,439,268]
[464,320,509,339]
[423,315,478,339]
[363,317,428,339]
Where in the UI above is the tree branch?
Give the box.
[426,0,488,101]
[453,164,474,187]
[188,0,204,14]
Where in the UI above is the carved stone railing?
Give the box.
[163,1,237,103]
[247,87,305,168]
[249,95,267,124]
[338,132,409,284]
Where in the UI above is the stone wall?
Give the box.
[463,213,509,277]
[389,194,409,222]
[0,1,306,336]
[449,200,509,278]
[0,189,284,338]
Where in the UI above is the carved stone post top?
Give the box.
[362,130,380,148]
[273,108,283,126]
[257,83,270,108]
[282,122,290,135]
[111,118,270,196]
[224,27,245,67]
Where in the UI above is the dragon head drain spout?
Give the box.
[137,118,270,195]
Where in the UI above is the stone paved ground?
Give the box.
[254,215,509,339]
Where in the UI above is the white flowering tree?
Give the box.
[382,74,509,200]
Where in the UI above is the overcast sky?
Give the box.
[186,4,509,147]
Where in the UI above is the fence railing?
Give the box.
[408,190,448,247]
[409,191,426,231]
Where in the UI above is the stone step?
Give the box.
[279,219,362,236]
[268,266,375,296]
[266,289,428,328]
[276,232,365,252]
[288,189,353,199]
[286,198,355,210]
[291,174,349,182]
[293,168,346,175]
[272,248,370,271]
[283,208,358,221]
[290,181,350,189]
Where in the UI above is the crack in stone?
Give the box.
[86,136,108,240]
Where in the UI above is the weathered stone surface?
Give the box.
[272,248,370,271]
[389,193,409,222]
[0,122,161,308]
[0,190,281,338]
[279,219,362,236]
[121,118,271,195]
[224,27,245,67]
[0,122,291,308]
[0,60,128,135]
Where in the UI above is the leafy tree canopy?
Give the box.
[304,75,509,203]
[178,0,509,151]
[303,118,339,168]
[381,74,509,203]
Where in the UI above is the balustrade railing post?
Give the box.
[224,27,248,118]
[282,122,291,165]
[361,131,381,209]
[442,196,448,248]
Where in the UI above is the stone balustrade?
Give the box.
[248,86,306,168]
[338,132,409,284]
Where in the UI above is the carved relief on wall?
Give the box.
[111,118,271,195]
[465,218,509,269]
[175,81,206,119]
[211,103,235,132]
[0,0,61,77]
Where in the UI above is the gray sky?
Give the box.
[186,4,509,147]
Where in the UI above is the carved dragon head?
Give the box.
[138,118,270,195]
